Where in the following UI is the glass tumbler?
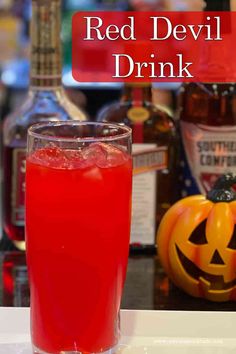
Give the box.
[25,122,132,354]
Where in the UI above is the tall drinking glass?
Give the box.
[25,122,132,354]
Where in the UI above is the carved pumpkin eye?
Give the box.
[227,227,236,250]
[189,220,207,245]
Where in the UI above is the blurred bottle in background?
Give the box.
[165,0,205,11]
[2,251,29,306]
[98,0,128,9]
[62,0,97,68]
[2,0,86,251]
[231,0,236,10]
[98,83,177,252]
[178,0,236,197]
[129,0,205,11]
[128,0,166,11]
[0,0,30,119]
[0,0,22,67]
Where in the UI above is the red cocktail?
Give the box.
[25,122,132,354]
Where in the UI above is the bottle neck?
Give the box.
[29,86,65,99]
[121,84,152,105]
[30,0,62,89]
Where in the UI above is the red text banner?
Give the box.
[72,11,236,83]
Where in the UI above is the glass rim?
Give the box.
[28,121,132,143]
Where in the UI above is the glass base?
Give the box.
[33,344,118,354]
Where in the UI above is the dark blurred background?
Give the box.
[0,0,205,122]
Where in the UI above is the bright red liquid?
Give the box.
[25,144,132,353]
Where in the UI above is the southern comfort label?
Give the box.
[181,122,236,194]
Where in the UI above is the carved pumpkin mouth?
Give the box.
[176,245,236,291]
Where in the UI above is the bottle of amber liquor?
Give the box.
[97,83,177,252]
[2,0,86,251]
[178,0,236,197]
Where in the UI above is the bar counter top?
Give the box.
[0,249,236,311]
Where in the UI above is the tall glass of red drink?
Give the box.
[25,122,132,354]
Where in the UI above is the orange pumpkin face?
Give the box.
[157,175,236,302]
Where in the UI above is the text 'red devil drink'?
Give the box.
[25,122,132,354]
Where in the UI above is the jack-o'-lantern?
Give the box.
[157,174,236,302]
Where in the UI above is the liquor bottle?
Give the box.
[2,251,29,307]
[0,0,21,65]
[97,83,177,251]
[178,0,235,197]
[2,0,86,251]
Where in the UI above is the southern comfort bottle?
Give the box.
[98,83,177,251]
[2,0,86,250]
[178,0,236,197]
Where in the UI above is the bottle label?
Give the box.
[133,146,167,175]
[180,122,236,194]
[131,144,168,245]
[127,107,150,123]
[127,86,150,123]
[12,149,26,226]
